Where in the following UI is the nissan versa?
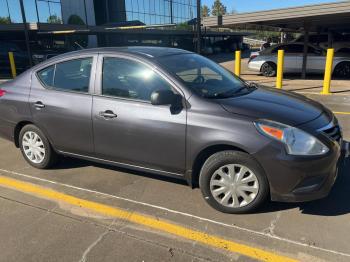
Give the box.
[0,47,346,213]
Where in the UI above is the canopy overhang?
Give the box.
[203,1,350,33]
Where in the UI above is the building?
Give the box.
[0,0,202,50]
[0,0,246,69]
[0,0,197,27]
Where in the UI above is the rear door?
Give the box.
[92,54,187,175]
[271,45,297,73]
[29,55,97,155]
[306,46,326,73]
[283,44,303,73]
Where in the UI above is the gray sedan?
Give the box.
[248,42,350,78]
[0,47,346,213]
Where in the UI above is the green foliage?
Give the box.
[201,5,210,17]
[67,15,85,25]
[47,15,62,24]
[211,0,227,16]
[249,30,281,42]
[67,15,88,48]
[176,22,192,30]
[0,16,11,24]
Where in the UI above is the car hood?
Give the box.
[220,86,325,126]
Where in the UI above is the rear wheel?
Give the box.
[334,62,350,79]
[199,151,269,213]
[261,62,277,77]
[19,124,57,169]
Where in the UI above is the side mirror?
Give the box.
[151,90,182,106]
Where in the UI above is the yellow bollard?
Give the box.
[322,48,334,95]
[235,50,241,76]
[276,50,284,89]
[8,52,17,78]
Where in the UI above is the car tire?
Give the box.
[261,62,277,77]
[19,124,58,169]
[334,62,350,79]
[199,151,269,214]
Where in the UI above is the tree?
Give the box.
[67,15,88,48]
[0,16,11,24]
[211,0,227,16]
[201,5,210,17]
[67,14,85,25]
[47,15,62,24]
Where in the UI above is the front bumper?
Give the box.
[253,139,343,203]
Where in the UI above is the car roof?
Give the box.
[261,42,323,54]
[51,46,193,60]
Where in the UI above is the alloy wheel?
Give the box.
[335,63,350,78]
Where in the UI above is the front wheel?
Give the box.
[199,151,269,214]
[261,62,277,77]
[334,62,350,79]
[19,124,58,169]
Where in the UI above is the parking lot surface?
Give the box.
[1,63,350,262]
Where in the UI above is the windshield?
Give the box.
[158,54,249,98]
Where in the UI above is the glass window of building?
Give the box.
[97,0,197,26]
[0,0,10,24]
[24,0,39,23]
[37,0,62,23]
[7,0,23,23]
[0,0,62,24]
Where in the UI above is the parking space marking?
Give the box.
[333,111,350,115]
[1,168,350,259]
[0,175,296,262]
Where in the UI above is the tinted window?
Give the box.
[38,65,55,86]
[158,54,248,99]
[284,44,304,53]
[272,44,303,54]
[102,57,173,101]
[337,48,350,54]
[308,46,322,54]
[38,58,92,93]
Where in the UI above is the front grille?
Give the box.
[321,124,342,143]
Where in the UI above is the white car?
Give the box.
[248,42,350,78]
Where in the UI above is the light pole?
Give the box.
[196,0,201,54]
[19,0,33,67]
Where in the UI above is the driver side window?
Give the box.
[102,57,173,101]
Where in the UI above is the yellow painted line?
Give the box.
[0,175,297,262]
[333,111,350,115]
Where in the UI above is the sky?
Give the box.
[202,0,343,13]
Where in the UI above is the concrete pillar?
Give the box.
[280,31,284,43]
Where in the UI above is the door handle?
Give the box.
[99,110,117,119]
[34,101,45,109]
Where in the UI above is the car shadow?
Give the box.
[259,153,350,216]
[53,147,350,216]
[282,73,350,82]
[53,156,189,186]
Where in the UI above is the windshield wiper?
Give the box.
[206,83,258,99]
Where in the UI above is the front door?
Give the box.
[29,56,95,155]
[92,56,186,175]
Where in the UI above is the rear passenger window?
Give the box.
[37,57,93,93]
[38,66,55,87]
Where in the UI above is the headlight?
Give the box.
[255,120,329,156]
